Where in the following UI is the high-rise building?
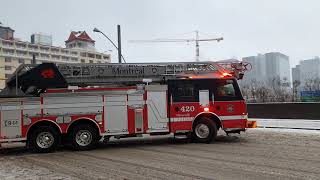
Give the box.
[241,52,290,86]
[0,23,14,40]
[264,52,290,85]
[31,33,52,46]
[292,64,301,83]
[242,54,266,83]
[299,57,320,85]
[0,29,111,90]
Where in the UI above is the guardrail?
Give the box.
[247,102,320,120]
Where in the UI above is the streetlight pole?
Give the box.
[93,26,126,63]
[117,25,122,63]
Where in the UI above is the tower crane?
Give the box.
[129,31,223,62]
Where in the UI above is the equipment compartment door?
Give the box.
[0,101,22,139]
[145,85,169,132]
[104,95,128,134]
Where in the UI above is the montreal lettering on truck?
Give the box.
[112,67,145,76]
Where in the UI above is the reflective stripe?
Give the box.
[220,115,247,120]
[171,115,247,122]
[171,117,193,122]
[171,115,248,122]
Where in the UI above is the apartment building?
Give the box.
[0,30,111,89]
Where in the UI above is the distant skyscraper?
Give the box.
[299,57,320,85]
[0,23,14,40]
[242,54,266,83]
[264,52,290,84]
[292,64,301,83]
[31,33,52,46]
[242,52,290,86]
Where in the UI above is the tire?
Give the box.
[69,124,100,151]
[28,126,61,153]
[192,117,217,143]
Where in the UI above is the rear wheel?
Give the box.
[69,124,100,151]
[28,126,60,153]
[192,117,217,143]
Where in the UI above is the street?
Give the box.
[0,128,319,180]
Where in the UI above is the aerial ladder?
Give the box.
[0,61,251,97]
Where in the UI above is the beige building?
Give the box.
[0,31,111,89]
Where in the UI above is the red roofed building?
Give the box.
[65,31,95,50]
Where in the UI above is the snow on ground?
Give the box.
[249,127,320,135]
[0,156,73,180]
[251,118,320,130]
[0,128,319,180]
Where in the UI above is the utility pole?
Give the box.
[117,25,122,63]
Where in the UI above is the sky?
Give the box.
[1,0,319,67]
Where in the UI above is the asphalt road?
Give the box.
[0,129,319,180]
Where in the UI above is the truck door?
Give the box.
[168,79,202,132]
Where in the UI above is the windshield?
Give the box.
[213,79,243,101]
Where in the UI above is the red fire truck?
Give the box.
[0,61,254,153]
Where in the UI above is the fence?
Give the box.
[247,102,320,120]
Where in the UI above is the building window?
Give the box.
[51,48,60,53]
[18,59,25,64]
[71,51,78,55]
[81,59,85,63]
[71,57,78,61]
[16,50,27,56]
[5,74,11,78]
[89,60,93,63]
[80,52,86,57]
[5,66,12,70]
[88,53,95,58]
[5,57,11,62]
[96,54,102,59]
[61,50,69,54]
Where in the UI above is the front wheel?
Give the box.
[192,117,217,143]
[69,124,100,151]
[28,126,61,153]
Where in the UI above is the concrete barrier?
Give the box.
[247,102,320,120]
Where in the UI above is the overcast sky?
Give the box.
[1,0,319,66]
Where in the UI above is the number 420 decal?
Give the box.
[180,106,195,112]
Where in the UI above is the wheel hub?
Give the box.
[195,124,210,139]
[36,132,54,149]
[76,130,93,146]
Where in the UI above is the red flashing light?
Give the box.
[204,107,209,112]
[222,72,231,77]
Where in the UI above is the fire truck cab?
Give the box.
[0,61,252,153]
